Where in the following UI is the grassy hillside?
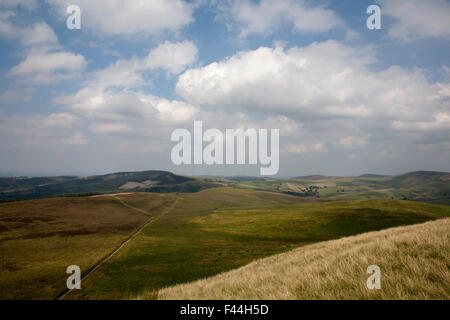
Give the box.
[61,188,450,300]
[155,218,450,300]
[0,171,217,201]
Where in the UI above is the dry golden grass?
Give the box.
[154,219,450,300]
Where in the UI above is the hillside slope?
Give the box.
[155,218,450,300]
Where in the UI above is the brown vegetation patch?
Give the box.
[119,180,159,190]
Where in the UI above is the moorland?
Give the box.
[0,170,449,299]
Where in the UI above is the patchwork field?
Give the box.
[227,171,450,205]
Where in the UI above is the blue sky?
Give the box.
[0,0,449,177]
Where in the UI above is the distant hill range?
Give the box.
[358,174,391,178]
[0,170,218,201]
[293,175,335,180]
[241,171,450,205]
[0,170,449,204]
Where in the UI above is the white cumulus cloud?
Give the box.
[381,0,450,41]
[0,13,58,48]
[176,40,449,128]
[9,51,86,77]
[145,40,198,75]
[46,0,194,36]
[219,0,344,37]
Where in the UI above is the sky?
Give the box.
[0,0,449,177]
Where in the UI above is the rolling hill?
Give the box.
[231,171,450,205]
[0,170,218,201]
[155,218,450,300]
